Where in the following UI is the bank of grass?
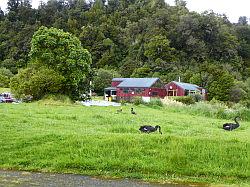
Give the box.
[0,87,10,93]
[0,101,249,186]
[162,98,250,121]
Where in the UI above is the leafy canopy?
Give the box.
[29,26,91,98]
[10,67,66,100]
[11,26,92,100]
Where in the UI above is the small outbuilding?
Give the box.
[165,81,207,99]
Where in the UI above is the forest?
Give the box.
[0,0,250,104]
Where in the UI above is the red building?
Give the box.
[165,81,207,99]
[104,78,166,101]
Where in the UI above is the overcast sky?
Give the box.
[0,0,249,23]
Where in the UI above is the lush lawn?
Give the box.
[0,102,249,186]
[0,87,10,93]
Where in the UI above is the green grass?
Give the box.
[0,87,10,93]
[0,102,249,186]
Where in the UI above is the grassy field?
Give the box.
[0,87,10,93]
[0,102,249,186]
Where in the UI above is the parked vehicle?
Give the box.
[0,93,14,103]
[0,96,6,103]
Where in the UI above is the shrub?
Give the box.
[10,67,66,100]
[92,68,121,95]
[146,98,163,107]
[172,96,195,105]
[132,96,144,105]
[131,97,163,107]
[176,100,250,121]
[191,94,203,102]
[161,97,184,106]
[0,68,14,87]
[37,94,73,105]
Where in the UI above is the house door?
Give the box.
[168,90,177,96]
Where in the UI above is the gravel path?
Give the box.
[0,170,189,187]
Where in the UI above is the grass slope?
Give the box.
[0,102,249,186]
[0,87,10,93]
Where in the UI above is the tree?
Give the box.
[144,35,175,62]
[238,16,248,26]
[7,0,21,22]
[0,0,248,105]
[10,67,66,99]
[131,66,152,78]
[0,58,19,74]
[7,0,21,12]
[0,68,14,87]
[229,81,247,103]
[92,68,121,95]
[229,78,250,107]
[190,63,235,101]
[0,7,4,21]
[175,0,187,7]
[26,26,91,99]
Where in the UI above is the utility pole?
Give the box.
[89,80,92,96]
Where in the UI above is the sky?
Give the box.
[166,0,250,23]
[0,0,249,23]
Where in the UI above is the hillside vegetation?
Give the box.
[0,0,250,104]
[0,102,249,185]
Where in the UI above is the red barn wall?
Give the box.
[165,82,185,96]
[116,87,166,100]
[116,87,149,98]
[148,88,166,98]
[111,81,123,87]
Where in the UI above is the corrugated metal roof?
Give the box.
[112,78,127,81]
[116,78,159,88]
[104,87,117,90]
[173,81,200,91]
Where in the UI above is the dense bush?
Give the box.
[191,94,203,102]
[164,98,250,121]
[10,67,65,100]
[172,96,195,105]
[37,94,73,105]
[93,68,121,95]
[131,96,144,105]
[130,97,163,107]
[0,68,14,87]
[146,98,163,107]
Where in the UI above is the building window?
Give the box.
[185,90,197,96]
[152,92,158,96]
[135,88,142,94]
[123,88,129,93]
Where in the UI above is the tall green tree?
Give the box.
[10,67,66,99]
[27,26,92,99]
[0,67,14,87]
[93,68,121,95]
[238,16,248,26]
[0,7,4,21]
